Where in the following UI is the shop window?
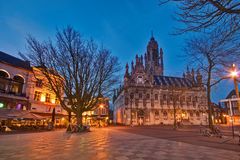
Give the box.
[34,91,41,101]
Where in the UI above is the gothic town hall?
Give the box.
[113,36,208,126]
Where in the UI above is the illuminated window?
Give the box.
[34,91,41,101]
[12,75,24,94]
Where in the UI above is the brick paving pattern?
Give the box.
[0,127,239,160]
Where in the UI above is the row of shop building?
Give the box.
[0,51,110,128]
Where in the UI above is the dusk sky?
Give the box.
[0,0,235,102]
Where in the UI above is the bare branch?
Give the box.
[26,26,120,125]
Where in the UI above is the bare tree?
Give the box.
[26,26,120,126]
[160,0,240,34]
[184,29,240,128]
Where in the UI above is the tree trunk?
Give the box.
[207,86,213,129]
[207,65,213,129]
[76,113,83,127]
[68,111,72,123]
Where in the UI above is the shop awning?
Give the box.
[0,109,45,120]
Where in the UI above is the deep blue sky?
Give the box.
[0,0,235,102]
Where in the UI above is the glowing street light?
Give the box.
[231,70,238,78]
[230,64,238,78]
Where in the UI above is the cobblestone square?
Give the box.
[0,127,239,160]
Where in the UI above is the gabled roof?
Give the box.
[154,75,196,88]
[0,51,32,71]
[226,89,240,99]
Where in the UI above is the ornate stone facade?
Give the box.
[113,36,208,125]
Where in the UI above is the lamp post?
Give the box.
[230,64,240,144]
[229,100,235,138]
[231,64,240,111]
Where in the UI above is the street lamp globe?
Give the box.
[231,70,238,78]
[230,64,238,78]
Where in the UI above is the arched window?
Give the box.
[0,70,10,78]
[12,75,24,94]
[0,70,10,92]
[13,75,24,83]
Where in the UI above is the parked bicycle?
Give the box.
[200,125,222,138]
